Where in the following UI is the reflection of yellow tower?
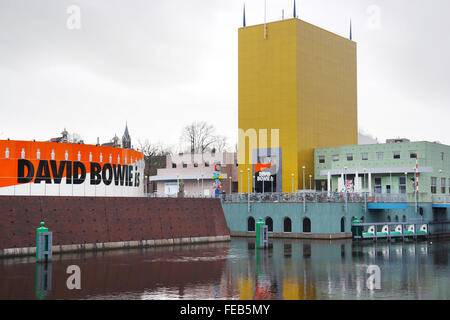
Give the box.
[283,279,301,300]
[238,278,254,300]
[238,18,357,192]
[283,278,317,300]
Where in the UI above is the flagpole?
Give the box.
[416,154,419,213]
[264,0,267,39]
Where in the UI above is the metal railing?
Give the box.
[144,192,414,204]
[369,193,408,203]
[432,195,450,203]
[221,192,357,203]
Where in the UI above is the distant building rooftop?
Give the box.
[386,138,411,144]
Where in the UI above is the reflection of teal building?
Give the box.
[225,239,450,300]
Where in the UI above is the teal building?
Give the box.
[221,139,450,239]
[314,140,450,205]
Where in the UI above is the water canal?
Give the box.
[0,238,448,300]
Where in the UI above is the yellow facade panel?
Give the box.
[239,19,357,192]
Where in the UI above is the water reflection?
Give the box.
[35,263,52,300]
[0,238,449,300]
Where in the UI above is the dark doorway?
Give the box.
[340,217,345,233]
[255,173,277,193]
[265,217,273,232]
[247,217,255,232]
[303,218,311,233]
[284,217,292,233]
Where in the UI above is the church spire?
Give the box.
[122,122,131,149]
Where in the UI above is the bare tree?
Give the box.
[180,121,221,154]
[213,135,229,152]
[138,140,172,178]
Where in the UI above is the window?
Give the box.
[410,151,417,159]
[375,178,382,194]
[247,217,255,232]
[265,217,273,232]
[386,185,391,194]
[377,152,384,160]
[441,152,445,161]
[172,163,177,168]
[182,162,187,168]
[399,177,406,194]
[319,156,325,164]
[347,154,353,161]
[393,152,401,159]
[340,217,345,233]
[361,153,369,161]
[332,155,339,162]
[441,178,446,194]
[205,161,210,167]
[303,218,311,233]
[284,218,292,233]
[431,177,437,194]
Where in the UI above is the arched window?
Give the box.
[387,216,391,222]
[395,215,399,222]
[284,217,292,233]
[247,217,255,232]
[303,218,311,233]
[402,215,406,222]
[265,217,273,232]
[340,217,345,233]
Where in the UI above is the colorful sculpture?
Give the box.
[212,164,223,197]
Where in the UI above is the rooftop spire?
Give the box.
[243,3,246,27]
[294,0,297,18]
[350,19,353,40]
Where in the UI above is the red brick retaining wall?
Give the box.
[0,196,230,250]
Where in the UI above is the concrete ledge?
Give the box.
[0,235,231,258]
[230,231,353,240]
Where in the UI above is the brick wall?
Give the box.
[0,196,230,249]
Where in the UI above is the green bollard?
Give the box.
[36,222,49,262]
[352,218,362,241]
[256,218,268,249]
[256,218,264,249]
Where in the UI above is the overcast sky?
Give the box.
[1,0,449,149]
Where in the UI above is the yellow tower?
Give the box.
[238,18,357,193]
